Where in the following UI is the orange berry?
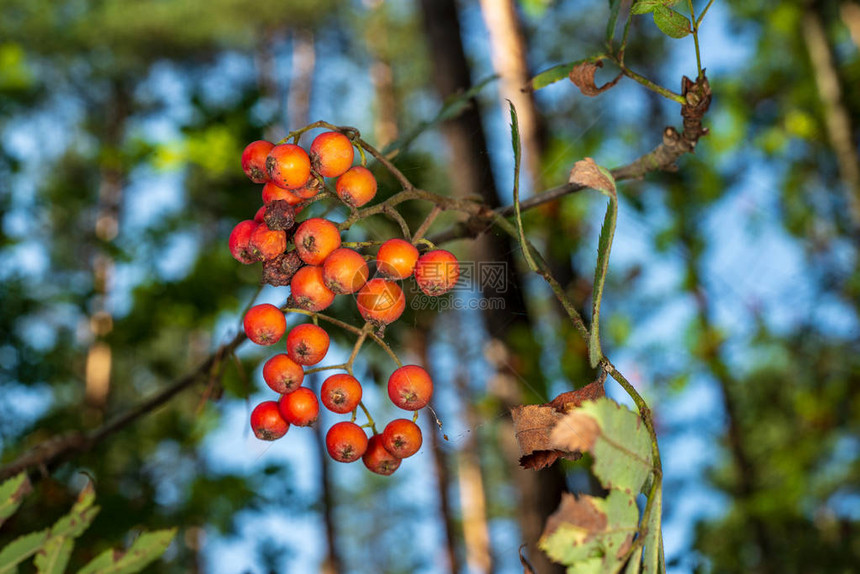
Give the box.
[336,166,377,207]
[285,323,331,366]
[243,303,286,346]
[241,140,274,183]
[320,374,363,414]
[376,238,419,280]
[362,434,401,476]
[382,419,423,458]
[229,220,261,264]
[356,278,405,325]
[387,365,433,411]
[310,131,355,178]
[414,249,460,296]
[326,421,368,463]
[250,401,289,440]
[250,222,287,261]
[292,176,325,199]
[266,143,311,190]
[290,265,336,312]
[294,218,342,265]
[262,181,303,206]
[262,353,305,394]
[322,247,368,294]
[277,387,319,427]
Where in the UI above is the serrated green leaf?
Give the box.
[652,6,691,38]
[630,0,681,14]
[35,537,73,574]
[381,75,497,157]
[50,488,99,540]
[569,159,617,368]
[551,398,653,494]
[0,529,50,573]
[539,490,639,572]
[642,486,664,574]
[607,0,623,43]
[525,57,602,92]
[77,529,175,574]
[0,473,30,528]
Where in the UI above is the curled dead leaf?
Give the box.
[548,380,605,413]
[511,404,575,469]
[569,59,622,97]
[569,157,616,194]
[541,493,607,540]
[550,410,600,453]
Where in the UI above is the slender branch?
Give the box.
[411,205,442,245]
[0,330,247,481]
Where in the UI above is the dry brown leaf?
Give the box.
[548,380,606,413]
[569,157,616,193]
[542,493,607,540]
[569,60,622,97]
[550,410,600,453]
[511,404,570,469]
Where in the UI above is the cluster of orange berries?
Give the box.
[230,130,461,475]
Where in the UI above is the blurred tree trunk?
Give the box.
[802,5,860,230]
[84,81,130,418]
[478,0,546,191]
[417,1,565,572]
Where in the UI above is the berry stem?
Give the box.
[411,205,442,245]
[358,401,378,434]
[345,323,371,375]
[304,363,349,375]
[341,240,386,250]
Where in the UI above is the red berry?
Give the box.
[414,250,460,296]
[253,205,267,223]
[356,278,405,325]
[278,387,319,427]
[320,374,363,414]
[381,419,423,458]
[243,303,286,346]
[326,421,368,463]
[310,131,355,178]
[294,218,342,266]
[387,365,433,410]
[376,238,419,280]
[336,166,377,207]
[262,353,305,394]
[241,140,274,184]
[290,265,336,312]
[250,222,287,261]
[285,323,330,366]
[322,248,369,294]
[229,220,261,264]
[266,143,311,190]
[362,434,401,475]
[250,401,289,440]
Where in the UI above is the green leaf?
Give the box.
[551,398,653,494]
[624,545,644,574]
[77,529,176,574]
[652,6,691,38]
[569,159,617,368]
[607,0,623,43]
[0,473,31,528]
[509,101,537,274]
[630,0,681,14]
[539,490,639,572]
[34,484,100,574]
[0,530,50,574]
[525,57,602,92]
[35,537,74,574]
[381,75,497,157]
[642,486,664,574]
